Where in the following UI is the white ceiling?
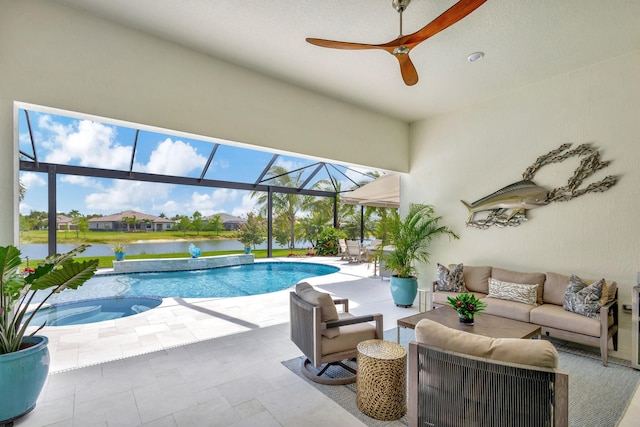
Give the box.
[52,0,640,123]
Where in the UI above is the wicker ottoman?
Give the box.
[356,339,407,421]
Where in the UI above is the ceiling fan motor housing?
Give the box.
[393,0,411,13]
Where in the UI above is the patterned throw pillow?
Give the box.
[563,275,604,319]
[435,263,466,292]
[487,278,538,305]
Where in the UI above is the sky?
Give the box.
[18,109,376,219]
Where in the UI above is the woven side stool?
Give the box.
[356,339,407,421]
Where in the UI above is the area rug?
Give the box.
[283,328,640,427]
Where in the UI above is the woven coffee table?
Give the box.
[356,339,407,421]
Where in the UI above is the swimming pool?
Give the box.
[29,296,162,327]
[46,261,339,303]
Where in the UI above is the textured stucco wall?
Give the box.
[0,0,408,244]
[407,51,640,356]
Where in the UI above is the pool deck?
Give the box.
[35,257,406,374]
[15,257,640,426]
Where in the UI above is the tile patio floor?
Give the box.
[12,258,640,426]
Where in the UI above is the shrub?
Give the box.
[315,227,347,256]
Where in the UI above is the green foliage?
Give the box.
[447,293,487,319]
[110,242,126,252]
[207,214,224,235]
[383,204,458,278]
[299,214,330,247]
[236,212,266,248]
[315,227,347,256]
[0,245,98,354]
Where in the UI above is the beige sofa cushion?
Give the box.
[452,265,491,294]
[544,272,572,306]
[482,297,536,322]
[545,272,617,306]
[491,267,545,305]
[415,318,558,368]
[530,304,608,337]
[296,282,340,338]
[321,313,377,356]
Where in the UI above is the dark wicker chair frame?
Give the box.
[408,341,569,427]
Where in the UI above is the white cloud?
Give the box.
[184,188,242,217]
[19,202,32,215]
[40,115,132,170]
[153,200,182,218]
[141,138,207,176]
[213,158,230,169]
[273,159,302,171]
[85,181,173,213]
[20,172,46,189]
[231,193,259,218]
[60,175,104,190]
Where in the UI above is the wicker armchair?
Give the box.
[290,283,383,385]
[408,319,568,427]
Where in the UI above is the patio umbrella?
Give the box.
[341,174,400,208]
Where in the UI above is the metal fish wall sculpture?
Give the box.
[462,143,618,229]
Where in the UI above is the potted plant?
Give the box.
[111,242,126,261]
[383,204,459,307]
[447,293,487,325]
[0,244,99,424]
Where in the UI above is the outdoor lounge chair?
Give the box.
[338,239,349,260]
[290,283,383,385]
[346,240,365,263]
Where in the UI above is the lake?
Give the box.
[19,239,299,259]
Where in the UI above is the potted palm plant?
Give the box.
[383,204,459,307]
[0,244,98,424]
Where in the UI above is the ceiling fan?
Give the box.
[306,0,487,86]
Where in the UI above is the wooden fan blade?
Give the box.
[395,54,418,86]
[402,0,487,46]
[306,38,381,51]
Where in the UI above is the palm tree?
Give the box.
[251,165,313,249]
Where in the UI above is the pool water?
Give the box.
[29,297,162,327]
[30,262,338,326]
[43,261,339,304]
[111,262,339,298]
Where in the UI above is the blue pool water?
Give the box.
[112,262,339,298]
[31,262,338,326]
[45,261,339,303]
[29,297,162,327]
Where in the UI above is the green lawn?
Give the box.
[22,248,310,269]
[19,229,237,245]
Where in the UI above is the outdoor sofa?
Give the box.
[431,264,619,366]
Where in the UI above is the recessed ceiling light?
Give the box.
[467,51,485,62]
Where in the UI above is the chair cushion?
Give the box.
[487,278,538,306]
[415,318,558,368]
[321,313,377,356]
[435,263,466,292]
[491,268,545,305]
[296,282,340,338]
